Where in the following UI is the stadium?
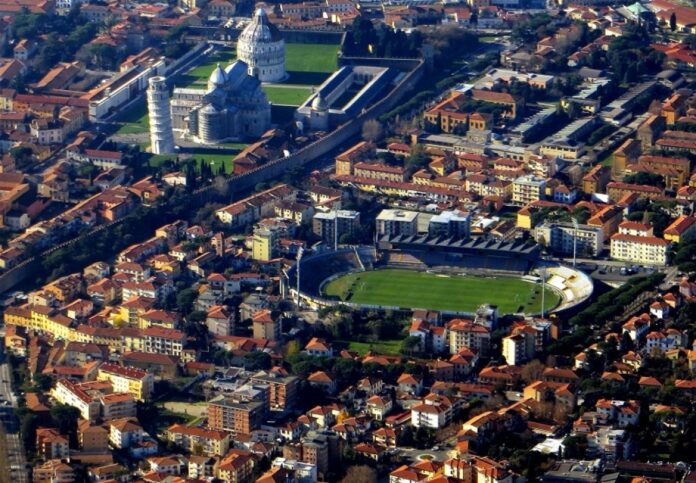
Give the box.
[283,237,594,316]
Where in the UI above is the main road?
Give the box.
[0,331,28,483]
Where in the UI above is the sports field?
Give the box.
[323,269,560,314]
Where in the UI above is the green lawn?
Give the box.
[149,150,237,174]
[323,269,560,314]
[342,339,403,356]
[263,85,312,106]
[285,43,339,85]
[286,43,339,73]
[175,44,338,88]
[115,102,149,135]
[176,48,236,88]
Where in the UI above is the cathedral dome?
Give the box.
[209,64,226,87]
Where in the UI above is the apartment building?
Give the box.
[250,370,299,411]
[166,424,231,456]
[353,162,407,182]
[610,221,669,266]
[97,363,154,401]
[312,210,361,245]
[252,226,280,262]
[664,215,696,244]
[99,392,137,421]
[448,319,490,355]
[376,209,419,236]
[428,210,471,239]
[512,175,546,205]
[252,309,281,341]
[607,182,662,202]
[142,326,185,356]
[36,428,69,461]
[207,396,265,435]
[51,379,101,421]
[535,222,605,257]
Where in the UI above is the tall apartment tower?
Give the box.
[147,76,175,155]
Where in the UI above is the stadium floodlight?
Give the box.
[334,209,338,250]
[296,247,304,309]
[540,266,546,318]
[571,217,579,268]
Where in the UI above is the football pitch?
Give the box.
[322,269,560,314]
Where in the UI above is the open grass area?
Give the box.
[284,43,339,85]
[323,269,560,314]
[176,48,236,88]
[149,150,237,174]
[175,44,338,89]
[286,43,339,73]
[343,339,403,356]
[115,102,149,135]
[263,85,312,106]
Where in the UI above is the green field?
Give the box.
[263,85,312,106]
[115,102,149,135]
[342,339,403,356]
[149,150,237,174]
[323,269,560,314]
[176,44,338,88]
[176,48,236,88]
[286,43,339,73]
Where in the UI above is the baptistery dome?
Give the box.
[237,8,286,83]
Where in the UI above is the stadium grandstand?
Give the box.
[378,234,540,273]
[536,265,594,312]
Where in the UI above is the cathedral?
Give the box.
[170,60,271,144]
[168,8,286,144]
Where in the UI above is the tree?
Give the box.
[572,206,591,224]
[176,288,198,314]
[243,351,272,371]
[624,171,664,188]
[670,12,677,32]
[33,373,53,392]
[563,435,588,458]
[401,335,422,355]
[521,359,545,384]
[50,404,80,445]
[286,340,301,357]
[686,35,696,50]
[16,408,38,452]
[341,465,377,483]
[90,43,118,70]
[10,146,33,165]
[406,144,429,171]
[362,119,384,143]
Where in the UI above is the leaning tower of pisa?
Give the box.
[147,76,175,155]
